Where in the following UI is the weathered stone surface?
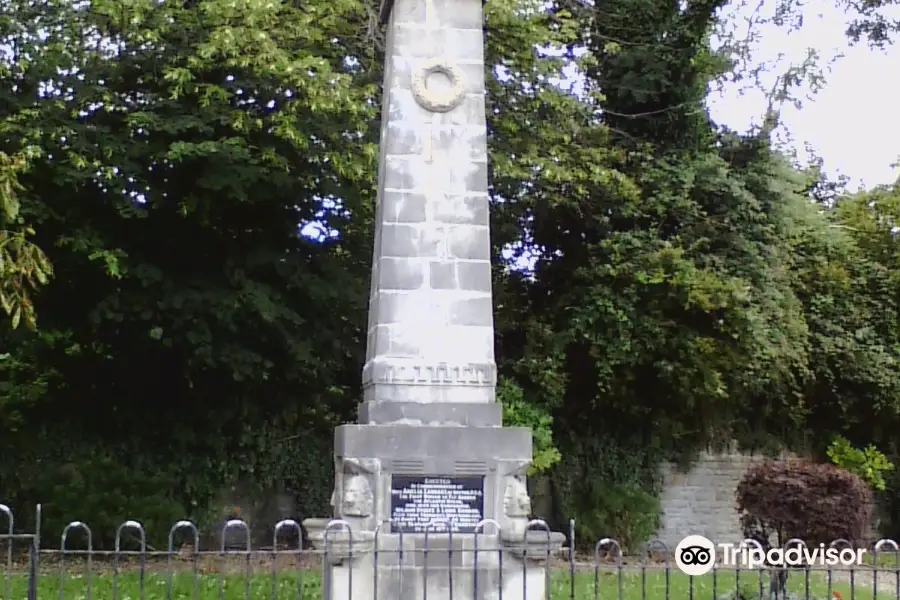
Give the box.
[655,450,773,548]
[309,0,565,596]
[365,0,496,408]
[358,400,502,426]
[325,541,553,600]
[456,261,492,292]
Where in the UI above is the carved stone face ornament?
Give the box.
[341,474,374,518]
[504,475,531,518]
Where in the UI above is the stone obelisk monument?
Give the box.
[304,0,563,596]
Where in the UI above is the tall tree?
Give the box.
[0,0,379,539]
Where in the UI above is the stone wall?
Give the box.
[527,449,771,547]
[655,450,768,548]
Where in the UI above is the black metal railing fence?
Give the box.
[2,504,899,600]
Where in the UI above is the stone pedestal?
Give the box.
[333,424,533,526]
[304,525,566,600]
[303,426,566,599]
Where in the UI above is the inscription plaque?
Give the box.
[390,476,484,533]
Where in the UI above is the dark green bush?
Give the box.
[572,482,660,552]
[873,456,900,539]
[0,417,336,550]
[550,435,663,552]
[0,437,184,549]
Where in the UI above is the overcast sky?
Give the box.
[707,1,900,190]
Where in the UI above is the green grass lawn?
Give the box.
[2,568,899,600]
[861,552,900,569]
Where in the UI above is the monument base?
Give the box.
[301,529,566,600]
[302,422,565,600]
[330,423,535,531]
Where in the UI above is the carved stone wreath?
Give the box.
[411,59,466,113]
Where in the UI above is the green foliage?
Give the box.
[223,418,335,524]
[826,435,893,492]
[499,377,562,474]
[789,183,900,453]
[0,151,52,329]
[0,0,373,529]
[0,0,899,542]
[550,435,663,551]
[572,482,660,554]
[0,418,337,549]
[875,462,900,539]
[0,434,184,549]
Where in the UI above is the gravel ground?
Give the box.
[828,568,900,593]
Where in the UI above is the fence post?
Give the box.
[26,504,41,600]
[569,519,575,600]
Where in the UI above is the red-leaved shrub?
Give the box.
[735,459,873,546]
